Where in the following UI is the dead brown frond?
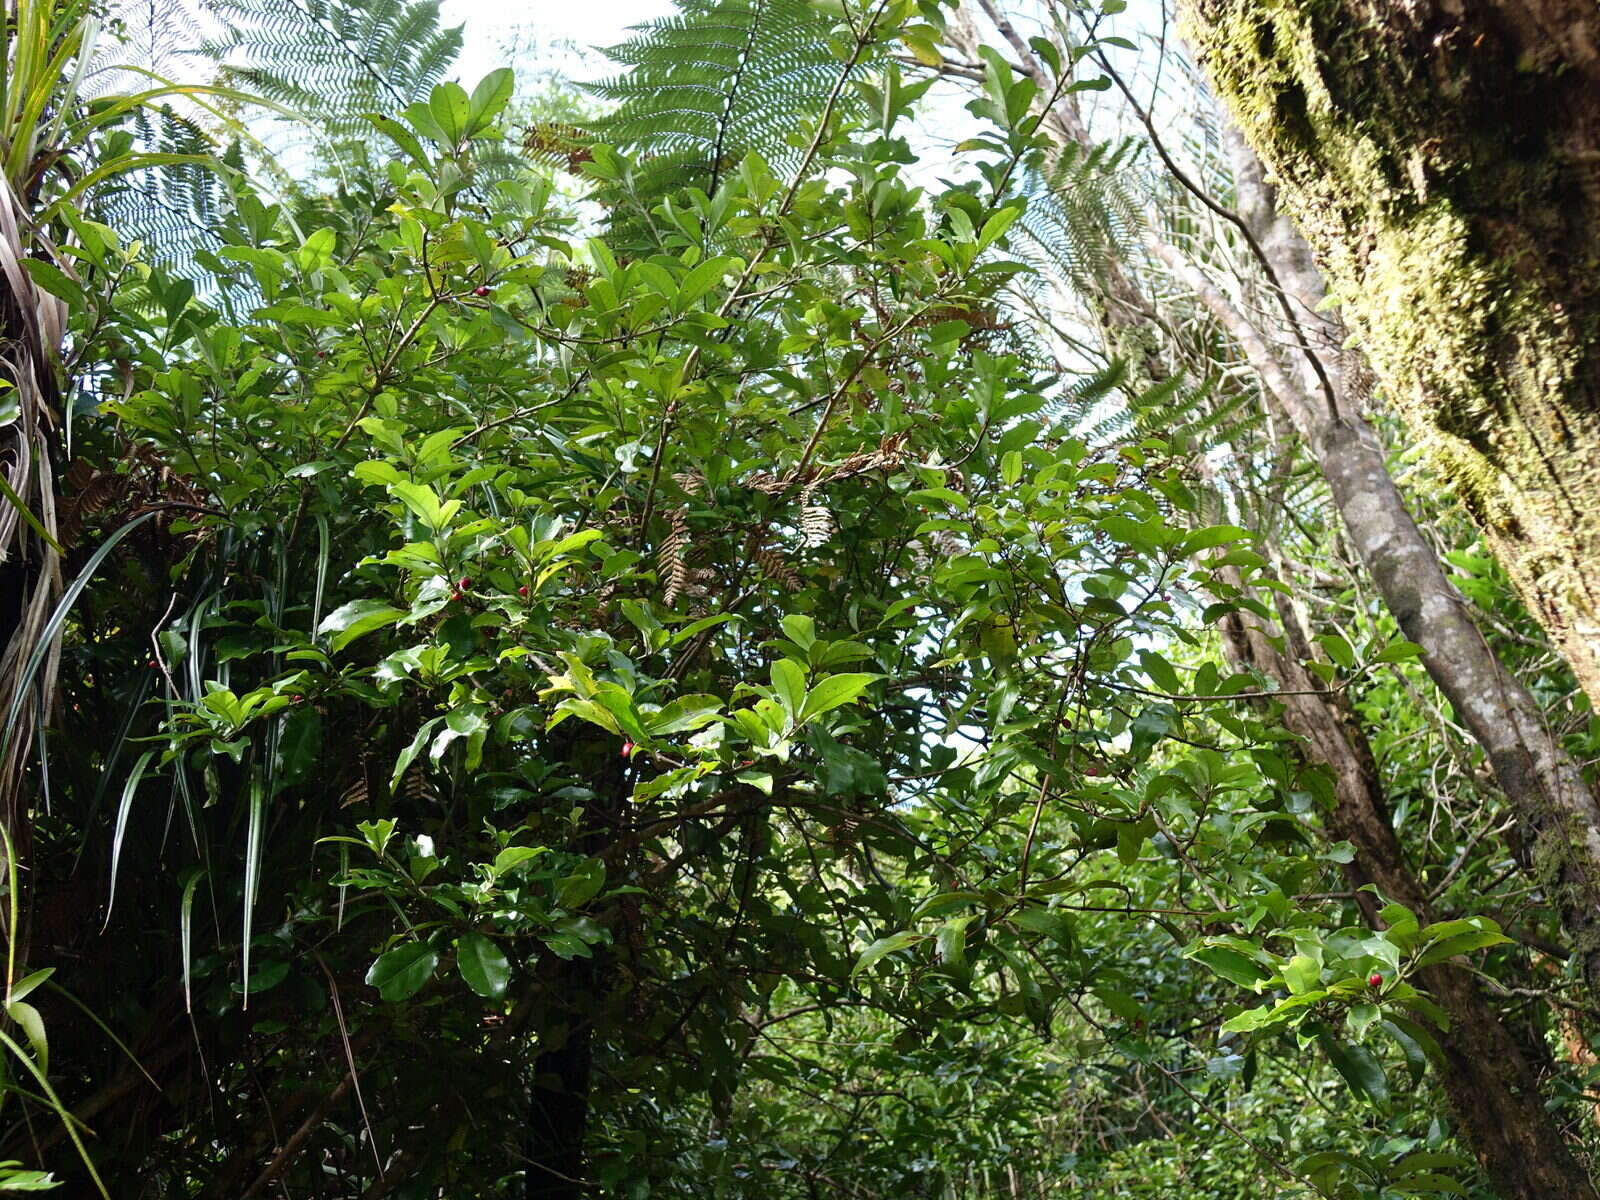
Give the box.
[658,507,691,607]
[522,122,595,174]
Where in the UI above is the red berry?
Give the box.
[451,590,464,602]
[518,585,529,597]
[147,660,159,669]
[621,741,635,758]
[316,350,327,359]
[1368,973,1383,988]
[458,577,471,590]
[474,285,490,297]
[1085,764,1103,777]
[291,694,304,703]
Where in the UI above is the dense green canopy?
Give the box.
[0,0,1597,1196]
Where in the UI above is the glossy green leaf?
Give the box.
[366,942,439,1002]
[456,933,510,1000]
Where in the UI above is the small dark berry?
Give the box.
[1368,973,1383,988]
[621,741,635,758]
[458,576,471,590]
[316,350,327,359]
[518,585,529,598]
[474,285,490,297]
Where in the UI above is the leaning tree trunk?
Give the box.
[1150,138,1600,1000]
[1218,572,1600,1200]
[953,0,1600,999]
[1180,0,1600,709]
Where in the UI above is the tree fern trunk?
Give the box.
[1181,0,1600,708]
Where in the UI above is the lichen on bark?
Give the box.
[1181,0,1600,705]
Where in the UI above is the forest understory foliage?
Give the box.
[2,0,1600,1196]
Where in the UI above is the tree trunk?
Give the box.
[526,1018,593,1200]
[1180,0,1600,708]
[1218,572,1599,1200]
[955,0,1600,999]
[1151,141,1600,998]
[944,7,1600,1181]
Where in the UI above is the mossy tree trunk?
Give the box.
[1180,0,1600,709]
[945,6,1600,1182]
[1157,134,1600,1000]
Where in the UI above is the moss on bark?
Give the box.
[1182,0,1600,704]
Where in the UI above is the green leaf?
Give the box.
[365,942,439,1002]
[1317,633,1357,670]
[1092,987,1143,1024]
[936,916,974,973]
[456,932,510,1000]
[554,858,606,908]
[852,931,923,976]
[771,658,807,721]
[1374,640,1425,664]
[913,891,984,919]
[1138,650,1181,694]
[1383,1014,1444,1079]
[467,68,515,128]
[645,694,723,736]
[357,818,397,858]
[1317,1029,1389,1107]
[389,481,458,530]
[0,1163,59,1189]
[318,599,406,652]
[6,969,52,1007]
[1011,906,1074,947]
[233,961,290,995]
[779,614,816,650]
[491,845,544,879]
[1179,524,1249,554]
[1283,954,1321,995]
[976,205,1021,250]
[1414,927,1511,967]
[798,673,882,723]
[590,687,649,744]
[390,719,441,792]
[1187,945,1270,991]
[5,1001,46,1073]
[22,259,85,307]
[429,80,472,143]
[1346,1002,1380,1041]
[363,112,429,166]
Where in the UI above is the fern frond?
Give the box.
[202,0,463,136]
[589,0,867,209]
[91,106,239,274]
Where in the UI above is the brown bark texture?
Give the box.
[1219,574,1600,1200]
[1157,135,1600,1000]
[946,5,1600,1182]
[1180,0,1600,709]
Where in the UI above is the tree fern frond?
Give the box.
[202,0,463,135]
[589,0,868,208]
[92,106,238,275]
